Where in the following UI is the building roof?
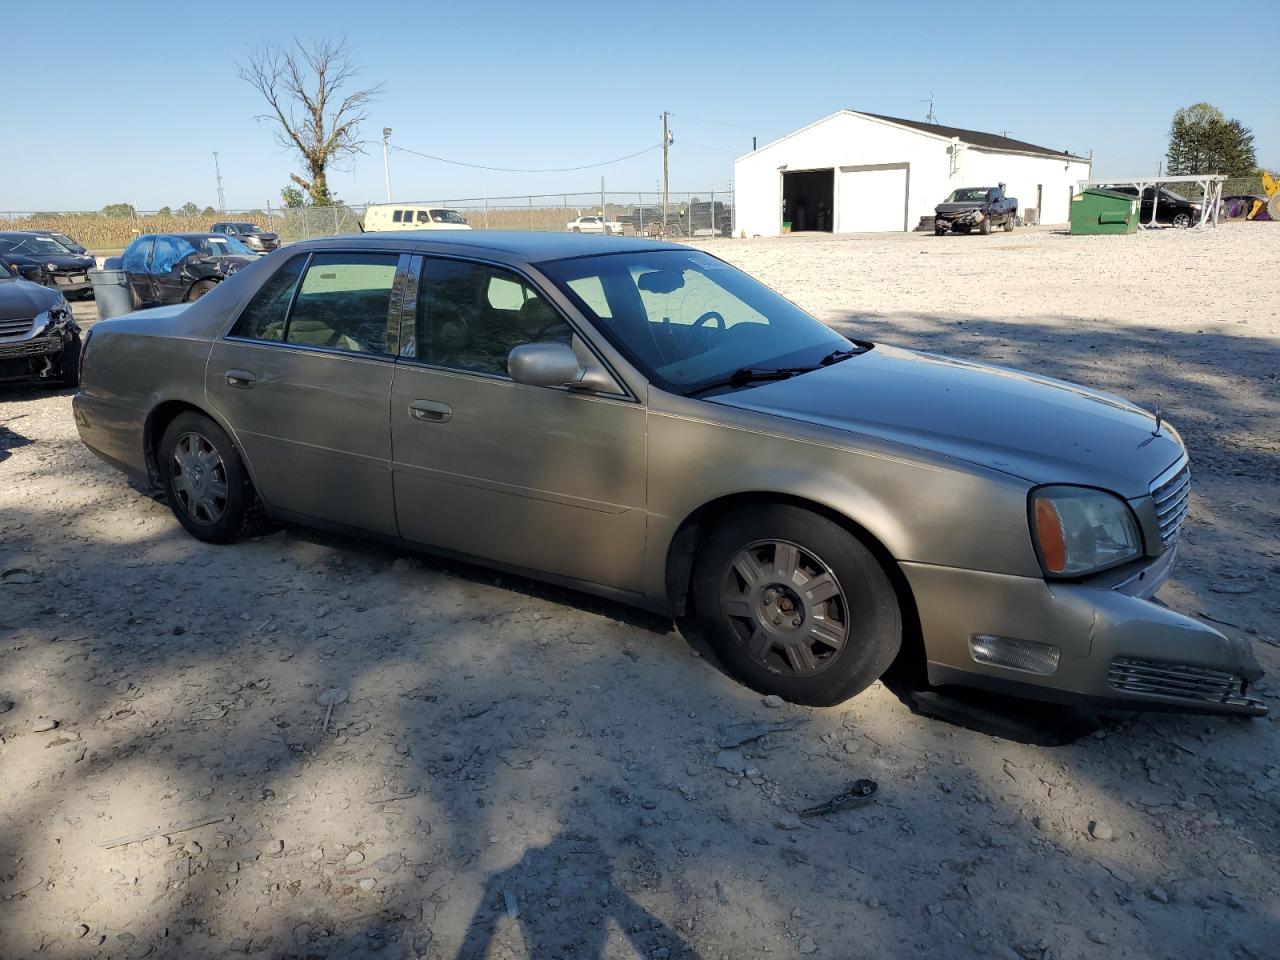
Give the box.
[859,113,1085,160]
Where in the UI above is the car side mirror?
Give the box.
[508,339,621,394]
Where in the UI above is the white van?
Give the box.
[362,204,472,232]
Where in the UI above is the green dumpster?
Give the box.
[1070,188,1140,235]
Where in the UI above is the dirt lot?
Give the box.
[2,225,1277,960]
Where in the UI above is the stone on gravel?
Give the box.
[357,877,377,892]
[716,750,747,775]
[0,700,14,714]
[261,838,284,858]
[31,717,58,732]
[1149,885,1171,904]
[1088,820,1114,841]
[762,695,784,709]
[798,936,818,955]
[774,814,804,831]
[344,850,365,866]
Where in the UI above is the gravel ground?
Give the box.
[1,225,1277,960]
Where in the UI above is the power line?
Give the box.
[389,142,661,174]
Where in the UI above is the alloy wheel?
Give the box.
[720,539,849,677]
[170,432,229,524]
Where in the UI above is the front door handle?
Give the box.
[408,399,452,423]
[225,370,256,389]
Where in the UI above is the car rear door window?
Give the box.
[284,253,398,354]
[122,238,154,273]
[230,254,307,341]
[414,258,573,375]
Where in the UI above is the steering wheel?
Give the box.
[692,311,725,330]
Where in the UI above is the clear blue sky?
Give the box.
[4,0,1275,211]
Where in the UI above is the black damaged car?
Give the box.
[0,258,81,387]
[0,231,95,298]
[117,233,256,307]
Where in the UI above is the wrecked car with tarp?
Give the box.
[114,233,256,308]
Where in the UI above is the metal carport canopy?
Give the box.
[1078,174,1226,230]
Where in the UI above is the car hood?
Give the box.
[0,278,63,320]
[5,252,94,269]
[710,344,1184,498]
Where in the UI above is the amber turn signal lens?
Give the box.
[1035,497,1067,574]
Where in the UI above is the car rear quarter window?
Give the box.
[230,255,307,341]
[285,253,399,355]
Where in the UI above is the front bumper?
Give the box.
[903,559,1267,717]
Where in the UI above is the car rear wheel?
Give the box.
[1172,212,1193,228]
[572,227,581,233]
[186,279,217,302]
[693,505,902,706]
[159,412,258,544]
[1003,216,1014,232]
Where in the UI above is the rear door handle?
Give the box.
[225,370,256,389]
[408,399,452,423]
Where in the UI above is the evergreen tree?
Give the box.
[1166,103,1257,176]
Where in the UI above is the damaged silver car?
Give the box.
[72,233,1266,715]
[0,258,81,386]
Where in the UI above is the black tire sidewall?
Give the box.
[159,412,251,543]
[693,505,902,706]
[59,333,82,388]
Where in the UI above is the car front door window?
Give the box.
[413,258,572,375]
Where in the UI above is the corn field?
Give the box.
[0,213,248,252]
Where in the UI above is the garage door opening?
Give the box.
[782,169,833,233]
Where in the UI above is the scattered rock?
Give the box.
[1148,885,1170,904]
[74,923,90,939]
[715,750,747,775]
[798,936,818,955]
[842,740,861,755]
[31,717,58,732]
[927,902,943,916]
[357,877,377,892]
[308,847,324,862]
[344,850,365,867]
[773,814,804,831]
[0,700,14,714]
[1088,820,1114,841]
[261,838,284,858]
[762,695,784,709]
[1086,930,1109,945]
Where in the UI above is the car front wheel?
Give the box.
[159,411,258,543]
[693,504,902,706]
[1172,212,1193,228]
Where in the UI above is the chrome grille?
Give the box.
[1150,461,1190,547]
[0,317,34,339]
[1109,657,1250,705]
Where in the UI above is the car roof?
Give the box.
[296,230,686,263]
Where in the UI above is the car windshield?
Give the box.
[947,189,991,202]
[236,223,265,233]
[190,236,252,256]
[542,250,852,394]
[0,235,72,255]
[430,210,467,224]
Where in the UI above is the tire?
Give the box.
[158,411,259,544]
[572,227,581,233]
[934,226,946,236]
[979,217,992,235]
[692,504,903,706]
[1171,212,1193,229]
[1003,216,1014,232]
[186,279,217,302]
[59,333,81,388]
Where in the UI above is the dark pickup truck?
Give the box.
[934,185,1017,235]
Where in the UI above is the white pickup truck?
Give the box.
[566,215,623,235]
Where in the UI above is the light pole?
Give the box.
[213,151,226,212]
[382,127,393,203]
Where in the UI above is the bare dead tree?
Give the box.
[238,38,383,205]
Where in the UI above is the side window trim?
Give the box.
[399,253,634,400]
[277,252,314,344]
[222,251,311,341]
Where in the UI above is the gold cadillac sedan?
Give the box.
[73,232,1265,715]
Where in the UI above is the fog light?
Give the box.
[969,634,1061,676]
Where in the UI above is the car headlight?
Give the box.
[1031,485,1142,577]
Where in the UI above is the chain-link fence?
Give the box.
[1,188,736,253]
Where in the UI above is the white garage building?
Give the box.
[733,110,1092,236]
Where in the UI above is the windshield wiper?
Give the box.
[686,365,817,397]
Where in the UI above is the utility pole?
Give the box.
[662,111,670,237]
[382,128,393,203]
[600,175,606,227]
[213,151,226,212]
